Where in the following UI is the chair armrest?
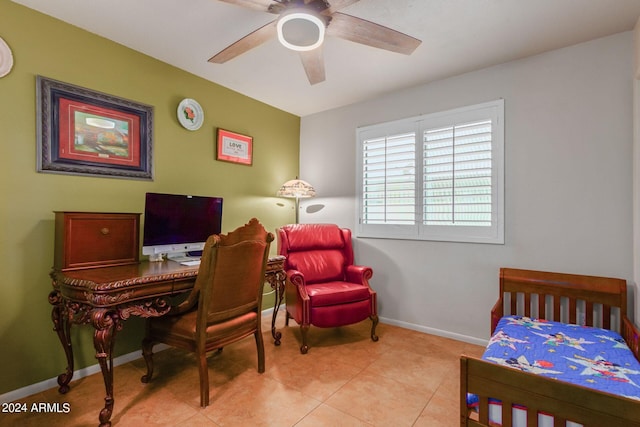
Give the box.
[345,265,373,285]
[168,294,198,315]
[284,269,310,325]
[286,269,309,300]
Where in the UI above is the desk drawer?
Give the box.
[54,212,140,270]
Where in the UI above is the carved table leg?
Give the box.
[92,309,121,427]
[266,269,286,345]
[49,290,74,394]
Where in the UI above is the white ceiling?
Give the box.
[12,0,640,117]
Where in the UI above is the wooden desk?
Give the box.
[48,256,286,427]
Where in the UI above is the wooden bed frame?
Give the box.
[460,268,640,427]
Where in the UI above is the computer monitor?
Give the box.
[142,192,223,262]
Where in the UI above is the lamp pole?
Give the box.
[295,197,300,224]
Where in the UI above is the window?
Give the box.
[356,100,504,244]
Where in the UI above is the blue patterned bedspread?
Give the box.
[467,316,640,408]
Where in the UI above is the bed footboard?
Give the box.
[460,355,640,427]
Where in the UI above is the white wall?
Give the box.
[300,32,635,343]
[634,18,640,325]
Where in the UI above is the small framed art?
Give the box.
[36,76,154,180]
[216,128,253,165]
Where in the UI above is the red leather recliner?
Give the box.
[277,223,378,354]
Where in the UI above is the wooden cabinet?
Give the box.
[54,212,140,271]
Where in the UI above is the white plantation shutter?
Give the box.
[362,132,415,225]
[356,100,504,244]
[423,120,493,226]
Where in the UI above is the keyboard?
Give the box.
[179,260,201,266]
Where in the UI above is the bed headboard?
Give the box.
[491,268,628,335]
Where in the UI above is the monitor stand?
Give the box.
[148,253,164,262]
[167,252,200,263]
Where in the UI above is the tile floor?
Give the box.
[2,313,485,427]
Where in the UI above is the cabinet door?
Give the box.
[55,212,140,270]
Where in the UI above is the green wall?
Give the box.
[0,0,300,395]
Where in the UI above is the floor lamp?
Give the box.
[277,178,316,223]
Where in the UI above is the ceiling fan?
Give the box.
[210,0,421,85]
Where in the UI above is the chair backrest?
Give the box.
[277,224,354,284]
[195,218,273,329]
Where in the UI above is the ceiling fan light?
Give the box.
[277,12,325,52]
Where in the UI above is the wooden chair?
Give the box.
[140,218,273,407]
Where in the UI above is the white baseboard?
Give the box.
[0,344,170,404]
[379,316,488,347]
